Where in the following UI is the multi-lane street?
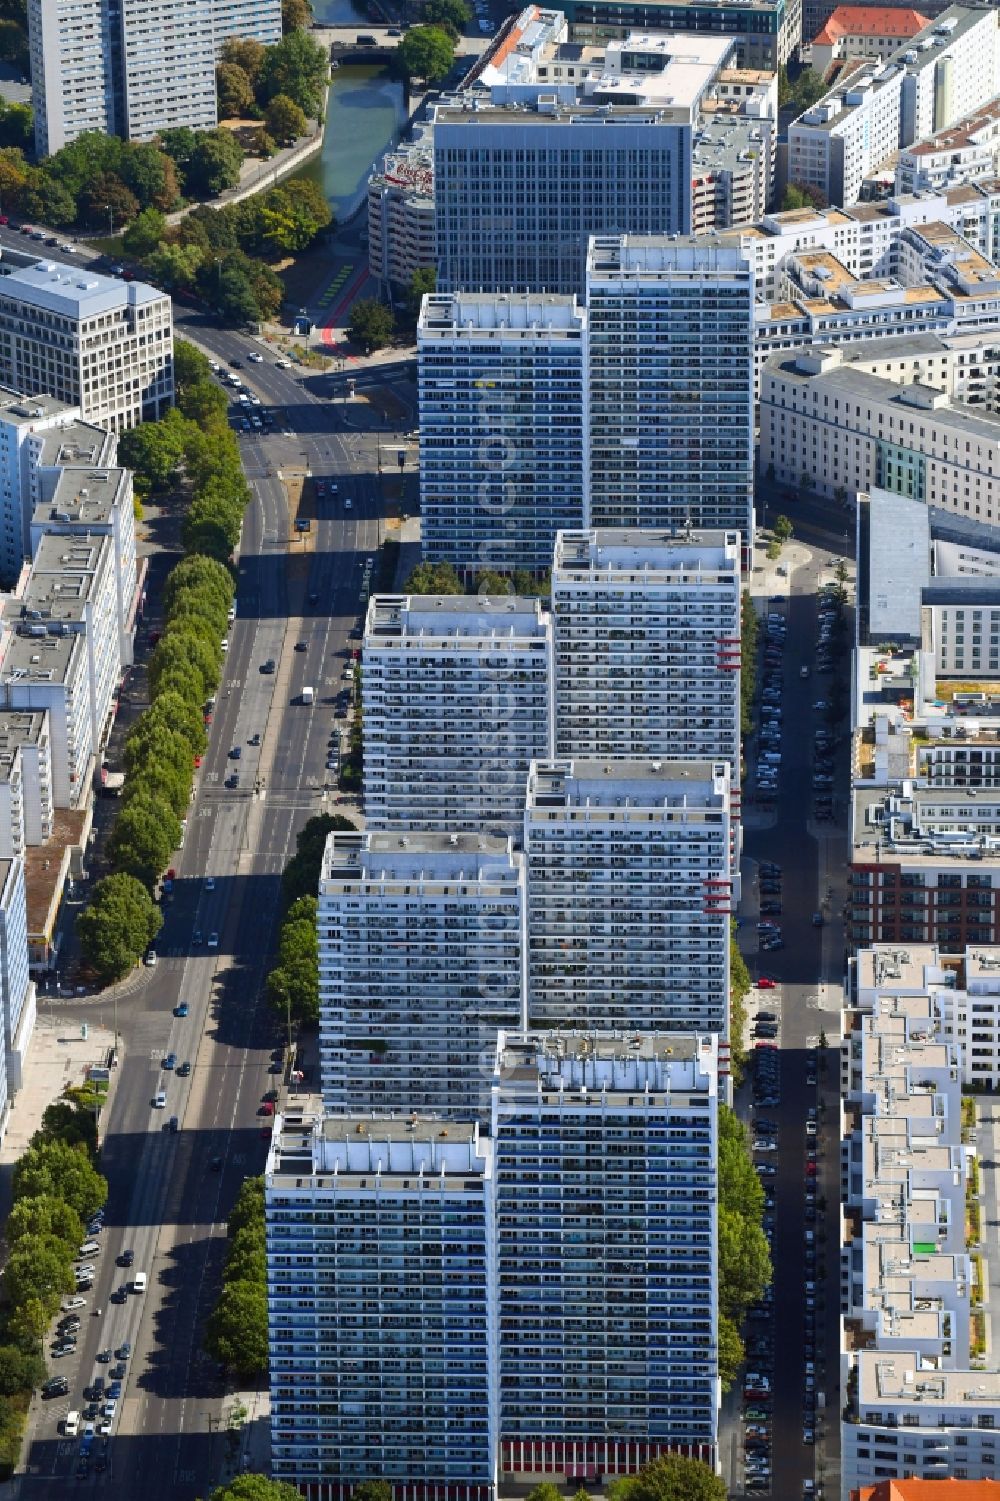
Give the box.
[14,298,403,1498]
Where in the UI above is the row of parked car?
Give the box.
[744,1096,778,1491]
[755,606,786,805]
[812,589,842,822]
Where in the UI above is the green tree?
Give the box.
[228,1176,265,1238]
[145,240,206,294]
[0,100,31,151]
[395,25,456,82]
[476,569,513,595]
[267,895,319,1025]
[123,206,166,258]
[6,1298,50,1349]
[718,1204,771,1319]
[187,130,244,198]
[37,1100,98,1157]
[281,0,312,30]
[348,298,394,350]
[404,264,436,323]
[259,29,329,117]
[5,1194,83,1250]
[118,410,189,491]
[406,560,463,594]
[106,790,182,889]
[17,172,76,227]
[280,814,355,906]
[123,759,191,821]
[0,145,27,205]
[221,37,266,86]
[120,142,180,210]
[124,720,194,784]
[0,18,27,67]
[149,629,220,703]
[718,1311,744,1392]
[718,1105,765,1219]
[3,1235,75,1310]
[0,1344,44,1398]
[76,873,163,981]
[224,1227,266,1285]
[256,180,330,254]
[79,172,140,231]
[204,1277,269,1379]
[773,513,793,543]
[198,250,282,326]
[217,62,257,120]
[183,495,243,561]
[208,1476,304,1501]
[423,0,470,34]
[525,1487,563,1501]
[130,691,207,758]
[164,553,234,616]
[263,93,308,145]
[609,1455,727,1501]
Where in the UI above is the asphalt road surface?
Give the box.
[16,310,401,1499]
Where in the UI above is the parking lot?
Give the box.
[726,551,852,1501]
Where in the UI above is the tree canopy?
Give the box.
[406,560,464,595]
[609,1455,727,1501]
[259,29,329,117]
[12,1138,107,1222]
[267,896,319,1025]
[209,1476,305,1501]
[77,873,162,981]
[395,25,456,82]
[281,814,356,907]
[423,0,471,36]
[348,298,394,351]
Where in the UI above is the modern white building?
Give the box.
[0,856,32,1100]
[117,0,218,140]
[492,1028,720,1481]
[523,758,733,1034]
[840,964,1000,1491]
[0,711,54,860]
[788,5,1000,207]
[0,263,173,433]
[703,182,1000,300]
[32,466,138,668]
[27,0,116,157]
[418,292,588,573]
[434,16,769,295]
[551,528,742,777]
[760,345,1000,526]
[317,831,525,1120]
[362,594,553,835]
[586,236,755,551]
[367,127,436,290]
[266,1106,498,1501]
[896,95,1000,193]
[0,391,81,583]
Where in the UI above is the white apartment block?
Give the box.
[586,237,754,550]
[705,182,1000,300]
[551,528,742,775]
[0,856,32,1100]
[266,1107,498,1501]
[0,631,90,810]
[118,0,217,140]
[212,0,282,54]
[524,758,732,1034]
[759,346,1000,526]
[32,466,138,668]
[0,711,54,859]
[897,95,1000,193]
[821,328,1000,416]
[418,292,588,573]
[362,594,553,836]
[0,263,173,433]
[317,831,525,1121]
[788,6,999,207]
[840,963,1000,1491]
[492,1029,720,1481]
[22,535,121,760]
[0,391,80,582]
[434,17,760,294]
[27,0,116,157]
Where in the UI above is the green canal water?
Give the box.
[292,59,407,224]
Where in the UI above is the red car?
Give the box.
[194,756,202,768]
[756,977,777,989]
[258,1101,274,1116]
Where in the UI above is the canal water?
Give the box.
[294,63,407,223]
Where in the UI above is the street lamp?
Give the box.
[105,204,114,238]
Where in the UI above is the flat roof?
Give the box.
[366,593,550,641]
[419,290,584,333]
[553,525,741,573]
[36,468,129,532]
[0,709,48,780]
[36,422,112,470]
[0,389,73,426]
[0,260,163,319]
[527,756,729,807]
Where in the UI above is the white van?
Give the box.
[78,1240,101,1257]
[65,1411,80,1437]
[133,1272,147,1294]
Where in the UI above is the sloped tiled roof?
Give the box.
[813,6,929,45]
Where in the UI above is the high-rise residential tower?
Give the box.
[524,758,733,1034]
[418,291,588,573]
[266,1108,498,1501]
[586,236,755,552]
[492,1028,720,1481]
[28,0,283,154]
[551,528,742,772]
[317,830,525,1119]
[362,593,553,836]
